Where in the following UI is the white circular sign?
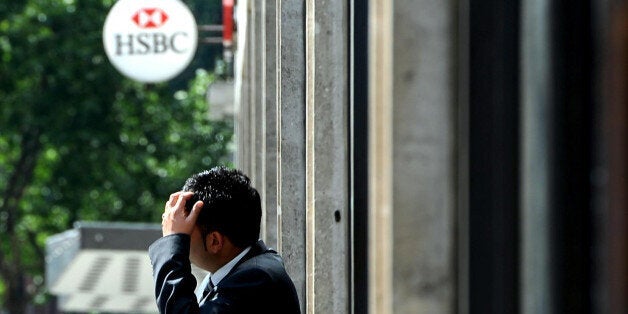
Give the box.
[103,0,198,83]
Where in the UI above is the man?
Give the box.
[148,167,301,313]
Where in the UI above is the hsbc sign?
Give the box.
[103,0,198,83]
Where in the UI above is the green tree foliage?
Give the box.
[0,0,231,312]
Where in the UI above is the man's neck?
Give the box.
[209,246,252,286]
[210,244,245,273]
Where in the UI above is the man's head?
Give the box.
[182,166,262,249]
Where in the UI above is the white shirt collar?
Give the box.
[209,246,251,287]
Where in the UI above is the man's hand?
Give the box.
[161,191,203,236]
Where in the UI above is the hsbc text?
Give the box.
[115,32,190,55]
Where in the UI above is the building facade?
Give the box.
[232,1,627,314]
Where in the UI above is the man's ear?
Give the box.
[206,231,224,254]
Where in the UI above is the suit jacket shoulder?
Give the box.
[205,241,301,313]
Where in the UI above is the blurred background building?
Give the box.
[46,222,208,313]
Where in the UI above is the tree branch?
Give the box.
[1,127,41,233]
[0,249,11,280]
[0,127,41,284]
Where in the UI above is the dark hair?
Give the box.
[182,166,261,248]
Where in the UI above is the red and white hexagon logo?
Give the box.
[103,0,198,83]
[132,8,169,29]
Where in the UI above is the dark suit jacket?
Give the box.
[149,234,301,314]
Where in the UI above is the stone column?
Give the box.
[391,0,458,312]
[520,0,553,313]
[252,0,264,191]
[234,0,252,175]
[368,0,394,312]
[261,0,279,250]
[369,0,458,313]
[276,0,307,311]
[305,0,350,313]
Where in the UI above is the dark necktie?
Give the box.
[201,278,215,302]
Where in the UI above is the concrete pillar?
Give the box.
[261,0,279,250]
[369,0,458,313]
[234,0,252,176]
[236,0,275,250]
[276,0,307,310]
[252,0,264,191]
[520,0,553,313]
[244,0,265,244]
[237,0,263,189]
[305,0,350,313]
[368,0,394,312]
[391,1,458,312]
